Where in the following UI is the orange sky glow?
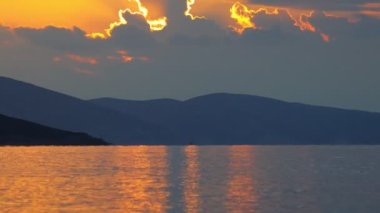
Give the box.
[0,0,378,41]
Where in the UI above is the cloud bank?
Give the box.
[0,0,380,112]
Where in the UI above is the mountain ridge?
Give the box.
[91,93,380,145]
[94,92,379,114]
[0,113,108,146]
[0,76,168,144]
[1,76,380,145]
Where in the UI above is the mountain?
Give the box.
[91,93,380,145]
[2,76,380,145]
[0,114,108,146]
[0,77,166,144]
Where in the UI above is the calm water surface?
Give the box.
[0,146,379,213]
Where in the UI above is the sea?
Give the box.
[1,146,379,213]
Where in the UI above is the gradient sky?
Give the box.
[0,0,380,111]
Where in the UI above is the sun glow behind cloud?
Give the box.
[230,2,279,33]
[194,1,329,41]
[185,0,205,20]
[0,0,378,42]
[0,0,167,35]
[0,1,127,32]
[87,0,168,39]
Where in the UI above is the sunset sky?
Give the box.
[1,0,380,111]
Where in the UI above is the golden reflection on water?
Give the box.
[0,146,169,213]
[0,146,259,213]
[226,146,257,213]
[183,146,200,213]
[1,146,377,212]
[114,146,169,212]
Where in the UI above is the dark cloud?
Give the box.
[15,26,103,53]
[168,34,223,46]
[0,26,13,40]
[249,0,373,10]
[166,0,188,21]
[110,25,157,49]
[13,12,158,52]
[239,28,320,45]
[161,0,227,38]
[311,14,380,39]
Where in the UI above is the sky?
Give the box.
[0,0,380,112]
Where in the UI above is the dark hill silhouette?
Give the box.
[0,114,108,146]
[0,77,166,144]
[2,76,380,145]
[91,93,380,145]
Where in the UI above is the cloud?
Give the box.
[0,26,12,38]
[109,25,157,49]
[168,34,223,46]
[248,0,372,11]
[246,0,380,24]
[311,13,380,39]
[0,0,380,112]
[66,54,99,65]
[13,15,157,52]
[14,26,102,53]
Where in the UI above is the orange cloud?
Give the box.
[228,1,319,34]
[117,50,134,63]
[323,11,361,24]
[66,54,98,65]
[286,9,316,32]
[360,3,380,19]
[320,33,330,42]
[107,50,149,63]
[322,3,380,23]
[230,2,279,33]
[185,0,326,39]
[227,1,332,41]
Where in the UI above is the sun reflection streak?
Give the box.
[0,146,170,213]
[116,146,169,212]
[226,146,257,213]
[183,146,201,213]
